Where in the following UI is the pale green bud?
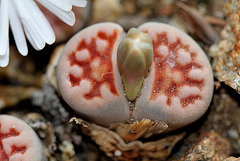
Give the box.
[117,28,153,101]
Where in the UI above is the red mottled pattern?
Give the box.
[150,32,204,108]
[68,30,119,100]
[0,124,27,161]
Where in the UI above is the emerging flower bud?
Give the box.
[117,28,153,101]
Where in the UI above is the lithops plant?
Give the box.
[0,114,46,161]
[56,22,213,133]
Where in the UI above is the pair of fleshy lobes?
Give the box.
[57,22,214,132]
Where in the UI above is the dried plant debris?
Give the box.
[0,85,37,110]
[110,119,168,142]
[180,131,231,161]
[210,0,240,94]
[70,117,185,161]
[23,113,57,160]
[201,87,240,154]
[175,2,219,45]
[23,113,56,152]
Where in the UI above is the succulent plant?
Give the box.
[0,114,46,161]
[56,22,213,132]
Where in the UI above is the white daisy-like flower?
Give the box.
[0,0,87,67]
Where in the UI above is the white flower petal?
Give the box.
[70,0,87,7]
[37,0,75,26]
[24,0,55,45]
[1,0,87,67]
[13,0,45,50]
[0,0,9,56]
[24,19,46,50]
[9,0,28,56]
[0,43,9,67]
[47,0,72,11]
[24,24,44,50]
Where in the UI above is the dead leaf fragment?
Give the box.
[110,118,168,142]
[176,2,219,45]
[70,117,185,160]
